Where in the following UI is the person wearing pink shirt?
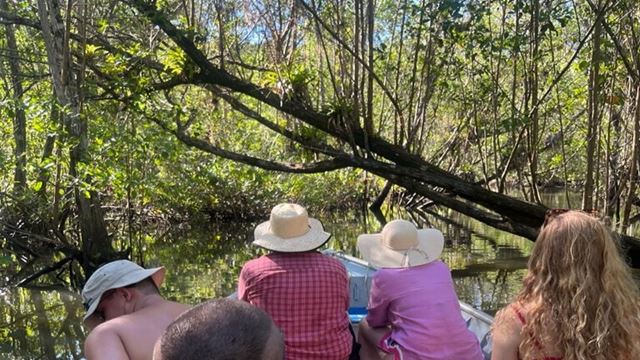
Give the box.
[357,220,483,360]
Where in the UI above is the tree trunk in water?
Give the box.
[1,0,27,196]
[36,0,115,268]
[32,290,57,360]
[60,291,83,359]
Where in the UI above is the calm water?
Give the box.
[1,195,638,359]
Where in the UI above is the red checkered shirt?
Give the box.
[238,251,352,360]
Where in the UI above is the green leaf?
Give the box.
[578,60,589,72]
[0,255,11,266]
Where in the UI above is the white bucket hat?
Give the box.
[253,203,331,252]
[81,260,165,321]
[357,219,444,268]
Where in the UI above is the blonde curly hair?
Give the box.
[505,211,640,359]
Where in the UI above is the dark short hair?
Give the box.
[126,277,159,295]
[158,299,278,360]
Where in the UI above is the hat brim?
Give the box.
[357,229,444,268]
[83,266,165,322]
[253,218,331,252]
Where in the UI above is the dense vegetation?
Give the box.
[1,0,640,283]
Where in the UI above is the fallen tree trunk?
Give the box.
[124,0,640,265]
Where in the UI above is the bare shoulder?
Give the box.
[88,302,188,360]
[493,304,522,337]
[84,321,129,360]
[490,304,522,360]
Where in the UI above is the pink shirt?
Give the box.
[238,251,352,360]
[367,260,483,360]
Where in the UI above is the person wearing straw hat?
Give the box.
[357,220,483,360]
[238,203,353,360]
[81,260,190,360]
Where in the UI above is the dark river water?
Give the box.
[1,192,638,359]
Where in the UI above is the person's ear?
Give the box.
[119,287,135,302]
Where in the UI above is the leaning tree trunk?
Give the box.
[36,0,116,270]
[126,0,640,266]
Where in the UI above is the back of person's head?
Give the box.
[128,277,160,295]
[155,298,284,360]
[517,210,640,359]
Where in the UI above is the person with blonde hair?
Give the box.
[491,210,640,360]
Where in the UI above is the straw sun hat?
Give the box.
[357,219,444,268]
[81,260,165,321]
[253,203,331,252]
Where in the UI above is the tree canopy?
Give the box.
[1,0,640,275]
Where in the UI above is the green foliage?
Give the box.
[0,255,12,266]
[1,0,639,273]
[161,46,188,75]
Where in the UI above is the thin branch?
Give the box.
[527,1,612,119]
[299,0,404,123]
[584,0,638,81]
[206,85,344,157]
[16,256,74,287]
[148,112,352,173]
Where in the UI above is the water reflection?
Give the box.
[0,288,84,359]
[1,201,637,359]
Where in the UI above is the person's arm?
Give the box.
[364,273,390,328]
[84,325,130,360]
[490,307,521,360]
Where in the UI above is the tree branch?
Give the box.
[204,85,344,157]
[16,256,74,287]
[148,112,352,173]
[0,9,40,28]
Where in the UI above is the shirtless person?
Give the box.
[81,260,190,360]
[153,298,284,360]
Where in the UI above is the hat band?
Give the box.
[382,241,415,251]
[270,224,311,239]
[400,246,430,267]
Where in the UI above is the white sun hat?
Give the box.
[357,219,444,268]
[81,260,165,321]
[253,203,331,252]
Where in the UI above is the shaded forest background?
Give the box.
[1,0,640,286]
